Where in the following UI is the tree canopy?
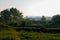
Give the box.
[52,15,60,24]
[0,8,23,25]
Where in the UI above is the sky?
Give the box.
[0,0,60,17]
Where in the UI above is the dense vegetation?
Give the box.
[0,8,60,40]
[1,28,60,40]
[0,8,60,28]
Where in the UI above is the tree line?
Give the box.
[0,8,60,28]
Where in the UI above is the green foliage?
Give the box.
[52,15,60,24]
[24,18,32,26]
[18,31,60,40]
[10,8,23,23]
[0,22,10,27]
[1,27,60,40]
[41,16,46,21]
[0,8,23,26]
[0,28,20,40]
[1,9,10,23]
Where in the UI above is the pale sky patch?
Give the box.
[0,0,60,17]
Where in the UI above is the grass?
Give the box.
[0,28,60,40]
[0,28,20,40]
[18,31,60,40]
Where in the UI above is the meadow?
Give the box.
[1,28,60,40]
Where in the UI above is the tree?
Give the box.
[52,15,60,24]
[0,8,23,26]
[24,17,32,26]
[40,16,46,24]
[1,9,10,23]
[41,16,46,21]
[10,8,23,23]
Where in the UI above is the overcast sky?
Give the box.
[0,0,60,17]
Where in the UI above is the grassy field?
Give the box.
[18,31,60,40]
[1,28,60,40]
[0,28,20,40]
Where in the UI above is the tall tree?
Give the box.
[41,16,46,21]
[1,9,10,23]
[24,17,32,26]
[52,15,60,24]
[10,8,23,23]
[40,16,46,24]
[1,8,23,26]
